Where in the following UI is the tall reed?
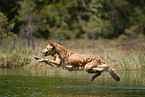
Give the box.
[0,39,144,70]
[0,39,31,67]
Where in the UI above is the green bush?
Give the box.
[118,34,128,44]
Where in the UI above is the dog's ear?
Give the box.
[48,40,55,47]
[48,40,52,45]
[48,40,51,43]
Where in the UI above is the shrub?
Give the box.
[118,34,128,44]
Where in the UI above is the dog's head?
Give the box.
[42,40,56,56]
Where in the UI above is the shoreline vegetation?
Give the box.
[0,0,145,71]
[0,38,145,71]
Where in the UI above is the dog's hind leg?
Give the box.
[91,71,102,81]
[84,62,102,81]
[92,64,109,72]
[85,62,119,81]
[107,68,120,81]
[92,64,120,81]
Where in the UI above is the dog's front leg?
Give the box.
[33,55,49,62]
[47,58,61,67]
[33,55,61,67]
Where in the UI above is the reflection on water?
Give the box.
[0,68,144,97]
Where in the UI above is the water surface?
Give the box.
[0,68,144,97]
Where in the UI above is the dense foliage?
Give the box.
[0,0,145,40]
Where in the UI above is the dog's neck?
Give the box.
[50,49,57,56]
[52,44,73,62]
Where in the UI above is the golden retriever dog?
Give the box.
[34,40,120,81]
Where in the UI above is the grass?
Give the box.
[0,40,31,67]
[0,38,145,71]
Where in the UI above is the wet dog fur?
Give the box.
[34,40,120,81]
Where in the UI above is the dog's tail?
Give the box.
[107,68,120,81]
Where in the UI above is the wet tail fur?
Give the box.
[107,68,120,81]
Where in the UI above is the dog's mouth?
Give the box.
[44,51,48,56]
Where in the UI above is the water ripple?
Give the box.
[48,86,145,90]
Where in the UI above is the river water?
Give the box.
[0,68,144,97]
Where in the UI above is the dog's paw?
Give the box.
[37,59,43,62]
[33,55,40,60]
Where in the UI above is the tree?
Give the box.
[0,11,14,45]
[83,0,113,39]
[17,0,38,49]
[1,0,145,40]
[100,0,145,37]
[129,7,145,35]
[37,0,95,39]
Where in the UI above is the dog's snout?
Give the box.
[44,51,48,56]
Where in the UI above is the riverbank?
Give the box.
[0,39,145,70]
